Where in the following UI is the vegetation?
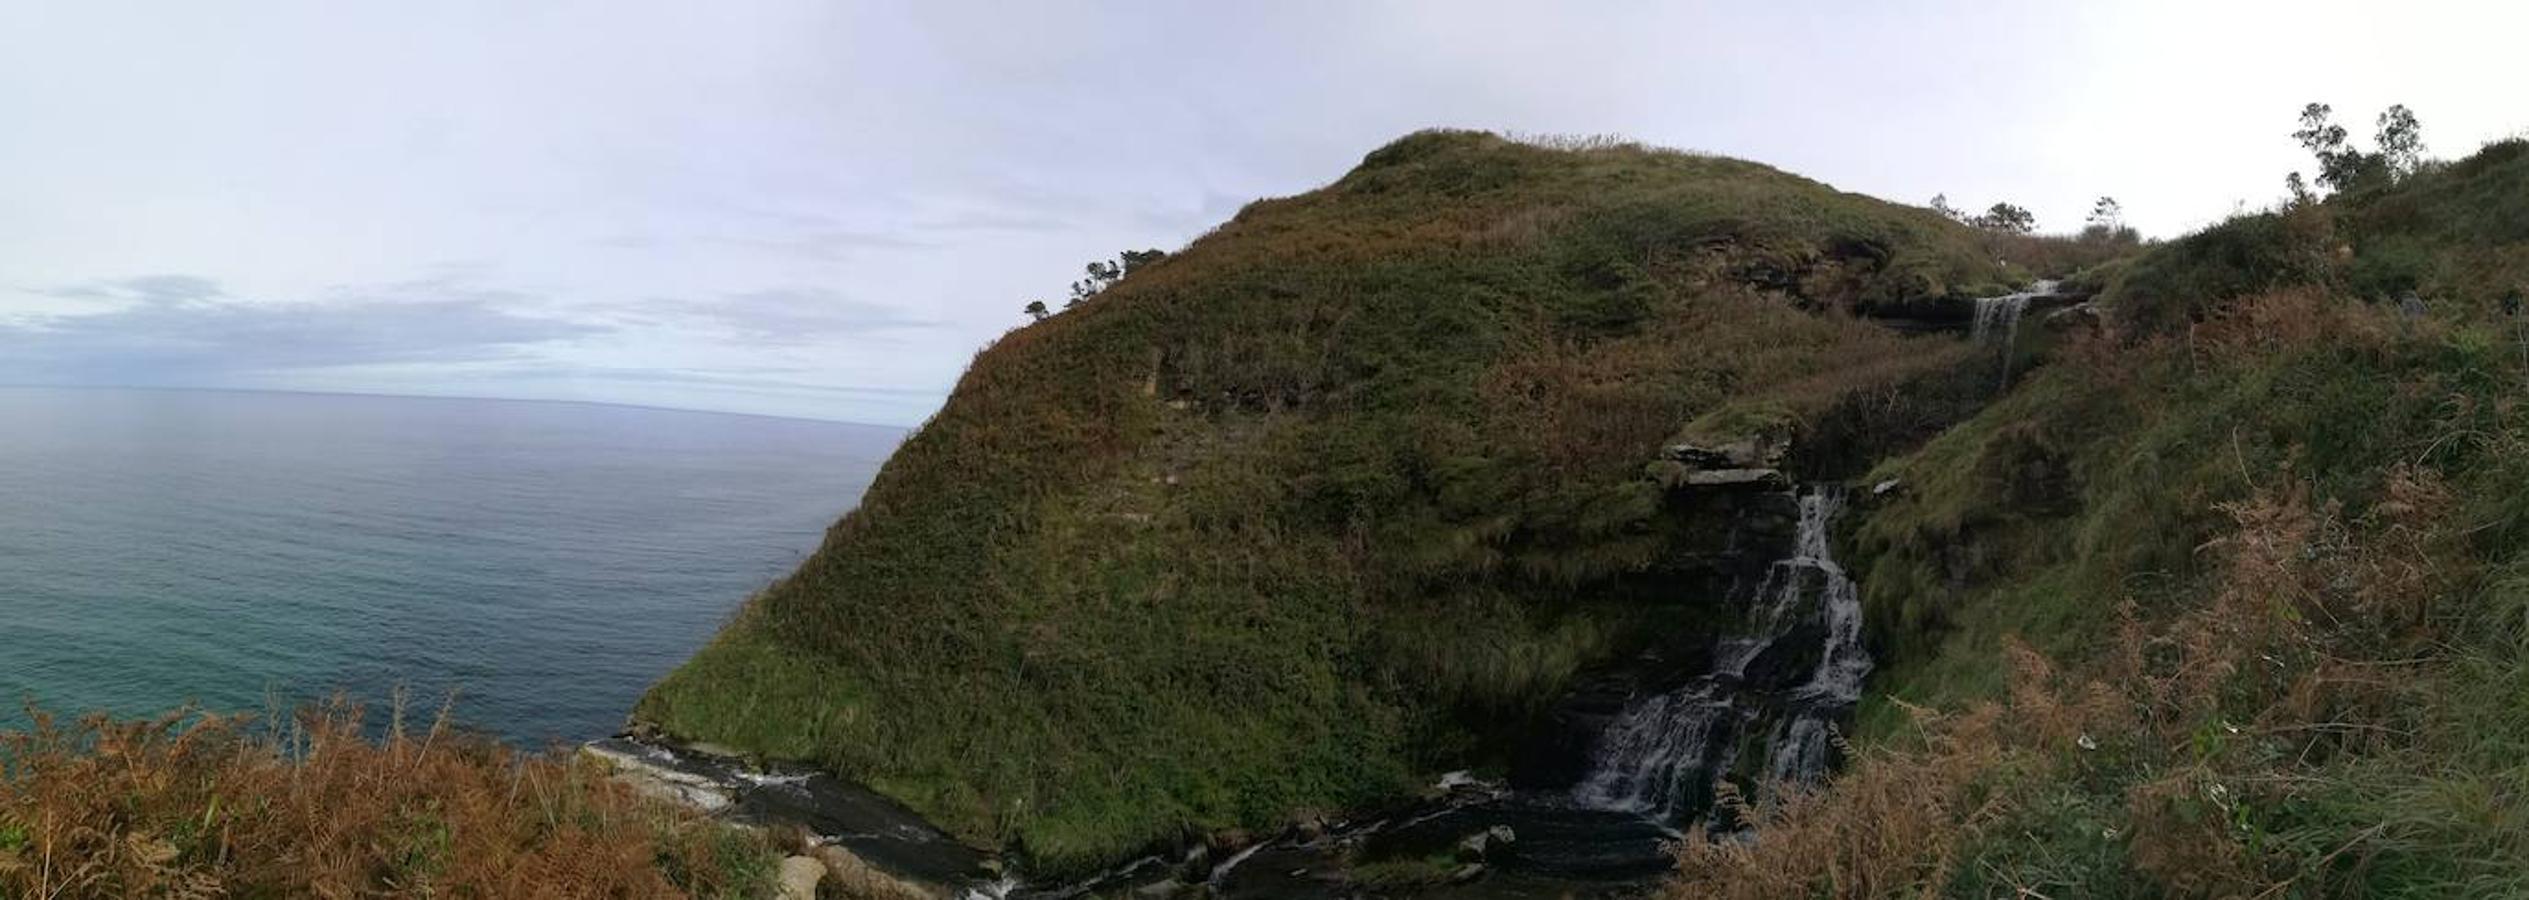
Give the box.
[1968,202,2036,235]
[0,700,777,898]
[2082,196,2139,244]
[1669,126,2529,895]
[638,130,2091,871]
[30,107,2524,896]
[1026,249,1171,319]
[2290,102,2432,201]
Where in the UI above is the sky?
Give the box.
[3,1,2521,426]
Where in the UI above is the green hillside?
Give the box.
[1672,138,2529,895]
[635,130,2048,869]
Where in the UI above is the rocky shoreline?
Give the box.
[580,736,996,898]
[582,735,1680,899]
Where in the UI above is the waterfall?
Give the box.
[1970,280,2057,390]
[1970,280,2057,347]
[1570,488,1870,818]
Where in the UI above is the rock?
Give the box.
[2399,292,2428,319]
[776,856,826,900]
[682,741,751,760]
[1871,478,1902,496]
[577,743,735,813]
[1681,467,1787,488]
[1435,769,1478,791]
[810,844,943,900]
[1664,434,1783,470]
[1450,863,1486,883]
[1132,879,1188,899]
[2043,301,2103,334]
[1457,824,1518,862]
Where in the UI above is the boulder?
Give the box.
[1456,824,1518,862]
[2043,301,2103,334]
[809,844,944,900]
[1664,434,1784,470]
[1681,467,1788,488]
[576,743,735,813]
[776,856,825,900]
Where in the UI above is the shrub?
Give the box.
[0,700,776,898]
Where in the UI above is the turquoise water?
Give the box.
[0,387,898,744]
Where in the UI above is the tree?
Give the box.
[1970,202,2036,234]
[2376,104,2425,179]
[1052,248,1172,311]
[2293,101,2418,194]
[2293,102,2361,190]
[2079,196,2138,243]
[1022,300,1050,321]
[2085,197,2122,231]
[1929,194,1964,222]
[1118,248,1167,273]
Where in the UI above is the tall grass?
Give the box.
[1682,138,2529,896]
[0,700,776,898]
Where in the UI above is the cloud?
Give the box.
[908,208,1074,234]
[39,274,226,304]
[0,274,604,382]
[620,288,935,345]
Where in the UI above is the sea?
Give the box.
[0,386,900,745]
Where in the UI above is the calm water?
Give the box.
[0,387,899,744]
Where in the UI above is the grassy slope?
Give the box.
[636,131,2032,869]
[0,704,777,898]
[1672,139,2529,896]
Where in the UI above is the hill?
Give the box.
[634,130,2057,869]
[1671,138,2529,895]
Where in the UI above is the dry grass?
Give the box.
[1670,461,2460,898]
[1668,642,2124,899]
[0,699,775,899]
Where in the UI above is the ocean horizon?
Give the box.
[0,385,900,744]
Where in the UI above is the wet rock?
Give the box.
[581,737,989,893]
[776,856,825,900]
[1664,434,1782,470]
[1176,842,1210,882]
[1456,824,1518,862]
[1681,467,1789,488]
[1740,621,1831,691]
[2044,301,2102,333]
[810,844,941,900]
[577,743,736,813]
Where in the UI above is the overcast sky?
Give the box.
[3,1,2519,425]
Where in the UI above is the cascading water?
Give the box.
[1570,488,1869,819]
[1970,280,2057,389]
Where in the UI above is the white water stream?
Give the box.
[1570,488,1868,818]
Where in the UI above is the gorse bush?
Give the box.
[0,700,776,898]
